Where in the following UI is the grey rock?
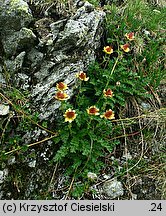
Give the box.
[2,28,36,57]
[28,160,36,168]
[15,73,30,90]
[0,66,6,84]
[141,102,151,111]
[0,0,33,34]
[5,51,26,74]
[14,51,26,71]
[30,3,105,120]
[2,1,105,121]
[0,171,4,184]
[34,18,53,45]
[103,179,124,199]
[50,19,67,41]
[34,61,56,82]
[0,104,10,116]
[0,169,8,184]
[31,63,82,119]
[4,59,15,74]
[0,65,2,73]
[54,19,89,50]
[27,48,44,69]
[8,156,16,165]
[73,1,94,19]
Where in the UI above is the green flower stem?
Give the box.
[105,55,120,89]
[68,123,72,134]
[59,101,66,111]
[76,81,82,106]
[97,55,120,105]
[87,117,92,130]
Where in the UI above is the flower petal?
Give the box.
[55,91,69,100]
[63,108,77,123]
[103,46,113,54]
[56,82,68,91]
[76,71,89,81]
[87,106,100,115]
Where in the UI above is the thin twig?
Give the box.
[4,134,58,156]
[0,92,57,135]
[65,173,76,200]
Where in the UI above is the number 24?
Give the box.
[150,203,162,211]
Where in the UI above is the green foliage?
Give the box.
[87,0,100,7]
[0,87,39,161]
[105,0,165,89]
[51,1,165,197]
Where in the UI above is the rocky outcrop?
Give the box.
[1,0,105,120]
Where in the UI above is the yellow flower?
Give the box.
[76,71,89,81]
[55,91,69,100]
[125,32,135,41]
[56,82,68,91]
[100,109,115,120]
[120,43,130,52]
[63,108,77,123]
[103,46,113,54]
[103,88,113,98]
[87,106,100,115]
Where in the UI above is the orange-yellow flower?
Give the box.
[56,82,68,91]
[76,71,89,81]
[100,109,115,120]
[87,106,100,115]
[103,88,113,98]
[55,91,69,100]
[125,32,135,41]
[120,43,130,52]
[63,108,77,123]
[103,46,113,54]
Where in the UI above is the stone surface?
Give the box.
[2,28,36,57]
[0,0,33,57]
[0,68,6,84]
[0,0,105,120]
[0,104,10,116]
[29,2,105,120]
[0,169,8,184]
[0,0,33,33]
[103,179,124,199]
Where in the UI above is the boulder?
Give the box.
[0,0,34,57]
[31,1,106,120]
[102,179,124,199]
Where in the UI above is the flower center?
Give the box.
[128,32,134,39]
[89,108,97,114]
[66,111,75,118]
[106,89,113,96]
[58,82,65,89]
[106,46,112,52]
[57,92,65,99]
[79,73,86,79]
[123,44,129,50]
[105,110,113,118]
